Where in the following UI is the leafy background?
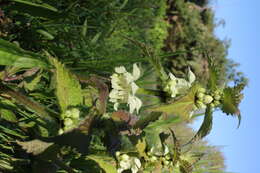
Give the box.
[0,0,251,172]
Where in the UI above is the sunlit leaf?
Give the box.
[221,83,244,127]
[87,155,117,173]
[0,109,17,122]
[0,39,49,68]
[150,84,200,120]
[136,139,147,158]
[49,58,83,114]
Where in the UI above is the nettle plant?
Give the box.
[0,38,244,173]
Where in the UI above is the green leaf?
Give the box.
[144,116,180,130]
[0,39,49,68]
[49,58,83,114]
[150,84,200,120]
[23,73,42,91]
[9,0,60,19]
[0,109,17,122]
[87,155,117,173]
[144,116,180,149]
[186,106,213,145]
[136,139,147,158]
[221,84,244,127]
[0,83,56,122]
[0,125,27,138]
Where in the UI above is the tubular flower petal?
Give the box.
[164,68,196,98]
[109,64,142,114]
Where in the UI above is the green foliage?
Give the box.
[49,57,83,115]
[87,155,117,173]
[221,83,245,127]
[0,0,245,172]
[150,84,200,120]
[0,39,49,68]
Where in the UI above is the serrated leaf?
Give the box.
[0,109,17,122]
[16,139,54,155]
[50,58,83,114]
[144,116,180,150]
[150,85,200,120]
[221,85,244,127]
[0,39,49,68]
[87,155,117,173]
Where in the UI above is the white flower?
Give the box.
[117,154,141,173]
[164,68,196,98]
[109,64,142,114]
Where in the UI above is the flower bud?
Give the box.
[58,129,64,135]
[64,118,73,126]
[165,155,171,160]
[214,95,221,101]
[196,92,205,100]
[71,108,80,119]
[121,154,129,161]
[164,160,170,165]
[203,95,213,104]
[197,87,206,93]
[150,156,157,162]
[196,101,206,109]
[213,100,220,106]
[209,103,215,108]
[116,151,121,157]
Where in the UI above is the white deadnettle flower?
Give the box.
[117,154,141,173]
[164,68,196,98]
[109,64,142,114]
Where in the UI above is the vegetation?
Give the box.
[0,0,246,172]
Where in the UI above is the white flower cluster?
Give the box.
[116,153,141,173]
[109,64,142,114]
[147,146,172,166]
[164,68,196,98]
[195,88,222,109]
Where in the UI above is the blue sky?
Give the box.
[193,0,260,172]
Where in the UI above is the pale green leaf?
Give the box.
[49,58,83,114]
[0,39,49,68]
[87,155,117,173]
[150,84,200,120]
[24,73,42,91]
[144,116,180,149]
